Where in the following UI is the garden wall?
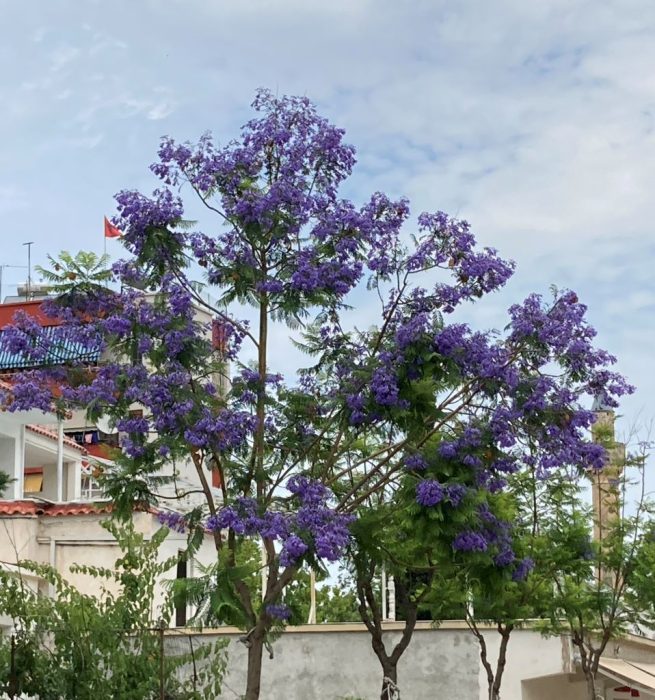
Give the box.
[175,622,570,700]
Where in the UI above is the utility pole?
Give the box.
[22,241,34,300]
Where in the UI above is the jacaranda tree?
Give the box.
[0,90,632,699]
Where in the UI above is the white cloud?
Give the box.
[49,44,80,72]
[147,101,174,121]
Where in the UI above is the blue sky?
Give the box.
[1,0,654,453]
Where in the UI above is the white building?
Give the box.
[0,391,217,629]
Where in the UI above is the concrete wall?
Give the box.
[177,624,572,700]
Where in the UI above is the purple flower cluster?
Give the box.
[184,409,258,452]
[157,510,187,533]
[115,188,184,257]
[206,477,353,568]
[452,531,488,553]
[405,211,515,313]
[404,454,428,471]
[512,557,535,582]
[451,503,519,572]
[266,603,292,621]
[416,480,444,507]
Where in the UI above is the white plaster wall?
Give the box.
[176,626,575,700]
[200,625,480,700]
[0,516,43,562]
[39,464,58,501]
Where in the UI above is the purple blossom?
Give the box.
[512,557,535,582]
[370,365,401,407]
[453,531,488,553]
[266,604,291,621]
[280,534,309,566]
[494,546,515,567]
[416,480,444,507]
[287,475,329,505]
[404,454,428,471]
[157,510,187,533]
[445,484,467,507]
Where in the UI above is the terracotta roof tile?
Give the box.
[45,502,113,516]
[26,424,87,453]
[0,499,112,516]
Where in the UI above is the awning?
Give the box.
[598,658,655,696]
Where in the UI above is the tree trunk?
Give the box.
[244,628,265,700]
[585,672,598,700]
[488,623,512,700]
[381,662,399,700]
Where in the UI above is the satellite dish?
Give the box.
[95,415,118,435]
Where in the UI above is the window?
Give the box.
[24,468,43,494]
[80,463,104,500]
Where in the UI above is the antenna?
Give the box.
[0,264,28,303]
[22,241,34,300]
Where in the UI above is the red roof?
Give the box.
[0,300,60,330]
[26,424,87,453]
[0,500,113,516]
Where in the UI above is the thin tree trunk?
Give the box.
[490,623,513,700]
[243,258,269,700]
[574,634,601,700]
[244,625,266,700]
[381,662,398,700]
[356,570,415,700]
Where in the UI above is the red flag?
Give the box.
[104,216,122,239]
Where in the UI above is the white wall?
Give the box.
[177,625,574,700]
[0,516,43,562]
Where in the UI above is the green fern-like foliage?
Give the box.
[0,471,11,497]
[35,250,112,295]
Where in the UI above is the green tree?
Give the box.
[344,432,508,700]
[1,91,630,700]
[0,471,10,497]
[282,568,360,624]
[459,468,579,700]
[35,250,112,296]
[537,438,654,700]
